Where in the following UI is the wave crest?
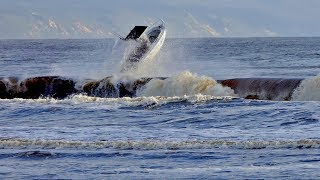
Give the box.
[0,94,235,108]
[137,71,236,97]
[292,75,320,101]
[0,138,319,150]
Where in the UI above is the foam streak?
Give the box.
[0,138,319,150]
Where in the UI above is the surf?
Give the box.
[1,73,318,101]
[0,137,319,150]
[1,23,320,101]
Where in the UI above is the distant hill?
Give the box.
[0,0,319,39]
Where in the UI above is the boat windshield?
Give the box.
[148,29,161,43]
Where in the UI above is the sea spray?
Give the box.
[117,27,167,77]
[292,75,320,101]
[136,71,236,97]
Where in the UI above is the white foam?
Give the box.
[137,71,236,97]
[0,138,318,150]
[0,94,235,109]
[292,75,320,101]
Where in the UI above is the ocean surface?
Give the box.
[0,37,320,179]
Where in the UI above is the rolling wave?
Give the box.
[137,71,236,97]
[0,138,319,150]
[3,71,320,101]
[292,75,320,101]
[0,94,235,108]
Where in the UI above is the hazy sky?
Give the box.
[0,0,319,38]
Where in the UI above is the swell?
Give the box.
[0,74,306,101]
[0,76,154,99]
[0,138,319,150]
[218,78,303,101]
[0,76,76,99]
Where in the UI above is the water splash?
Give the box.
[0,94,235,109]
[137,71,236,97]
[292,75,320,101]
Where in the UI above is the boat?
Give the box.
[119,20,166,72]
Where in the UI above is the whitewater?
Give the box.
[0,38,319,178]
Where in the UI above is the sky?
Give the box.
[0,0,319,39]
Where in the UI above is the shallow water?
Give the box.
[0,38,320,178]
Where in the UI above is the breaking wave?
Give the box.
[0,138,319,150]
[137,71,236,97]
[0,71,237,104]
[0,94,235,108]
[292,75,320,101]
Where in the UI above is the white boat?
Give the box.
[119,20,166,72]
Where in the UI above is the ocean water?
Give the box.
[0,38,320,178]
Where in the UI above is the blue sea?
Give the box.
[0,38,320,178]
